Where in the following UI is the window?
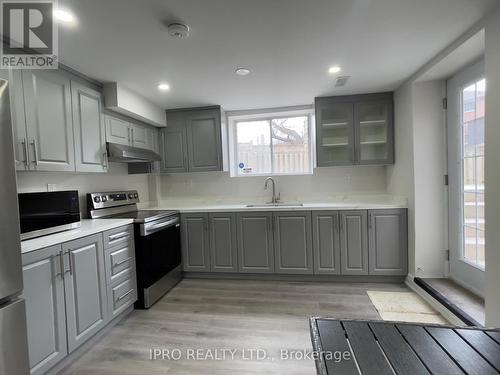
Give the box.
[229,111,313,176]
[461,78,485,268]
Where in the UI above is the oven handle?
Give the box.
[140,216,179,236]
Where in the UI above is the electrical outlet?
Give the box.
[47,184,56,192]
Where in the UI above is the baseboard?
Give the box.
[405,275,467,326]
[184,272,406,283]
[50,305,134,375]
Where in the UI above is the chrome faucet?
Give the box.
[264,177,281,203]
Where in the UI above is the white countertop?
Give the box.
[141,195,407,213]
[21,219,134,254]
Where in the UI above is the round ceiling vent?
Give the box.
[167,22,190,39]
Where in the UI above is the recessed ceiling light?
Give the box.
[328,66,342,74]
[54,9,75,23]
[235,68,250,76]
[157,83,170,91]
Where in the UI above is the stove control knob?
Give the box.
[134,193,138,199]
[101,196,107,202]
[93,196,101,203]
[128,193,134,199]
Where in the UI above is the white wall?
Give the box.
[412,81,447,278]
[484,5,500,327]
[386,82,417,276]
[158,166,387,202]
[16,163,150,218]
[386,80,447,278]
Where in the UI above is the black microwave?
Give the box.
[18,191,81,240]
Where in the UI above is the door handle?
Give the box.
[31,140,39,166]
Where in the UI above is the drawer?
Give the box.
[110,273,137,317]
[106,241,135,283]
[103,225,134,249]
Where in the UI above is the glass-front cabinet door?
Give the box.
[355,100,393,164]
[315,101,355,166]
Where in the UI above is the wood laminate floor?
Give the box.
[61,279,409,375]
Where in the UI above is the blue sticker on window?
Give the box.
[238,162,244,169]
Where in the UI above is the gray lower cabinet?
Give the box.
[237,212,274,273]
[181,213,210,271]
[62,233,108,353]
[22,245,67,375]
[209,213,238,272]
[71,81,107,173]
[340,210,369,275]
[312,211,341,275]
[273,212,313,274]
[22,70,75,172]
[368,209,408,275]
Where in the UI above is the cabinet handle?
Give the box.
[54,251,64,278]
[65,252,73,275]
[31,140,39,166]
[103,152,108,169]
[117,289,133,301]
[21,139,29,166]
[109,232,129,242]
[114,257,133,267]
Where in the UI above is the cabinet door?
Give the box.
[237,212,274,273]
[62,234,108,353]
[71,82,107,173]
[186,109,222,172]
[0,69,29,170]
[106,116,130,146]
[22,245,67,375]
[274,212,313,274]
[160,127,188,173]
[315,99,355,166]
[130,123,150,149]
[340,210,368,275]
[368,209,408,275]
[209,213,238,272]
[312,211,341,275]
[181,213,210,272]
[22,70,75,172]
[355,99,394,165]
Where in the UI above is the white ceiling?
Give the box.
[59,0,497,111]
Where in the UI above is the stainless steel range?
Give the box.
[87,190,181,308]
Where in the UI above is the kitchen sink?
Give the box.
[246,203,304,207]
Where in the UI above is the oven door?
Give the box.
[134,216,181,291]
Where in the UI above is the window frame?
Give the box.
[227,108,315,177]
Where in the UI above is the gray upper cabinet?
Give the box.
[163,106,222,173]
[160,127,188,173]
[71,82,107,173]
[273,212,313,274]
[22,245,67,375]
[315,93,394,166]
[209,213,238,272]
[237,212,274,273]
[22,70,75,172]
[105,115,155,150]
[0,69,29,170]
[312,211,341,275]
[355,99,394,165]
[315,100,355,166]
[186,109,222,172]
[340,210,369,275]
[368,209,408,275]
[181,213,210,272]
[62,234,108,353]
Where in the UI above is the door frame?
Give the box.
[447,58,485,296]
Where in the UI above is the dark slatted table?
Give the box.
[310,317,500,375]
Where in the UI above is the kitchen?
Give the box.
[1,1,500,374]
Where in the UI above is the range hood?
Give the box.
[107,142,161,163]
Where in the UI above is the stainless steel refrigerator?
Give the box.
[0,77,30,374]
